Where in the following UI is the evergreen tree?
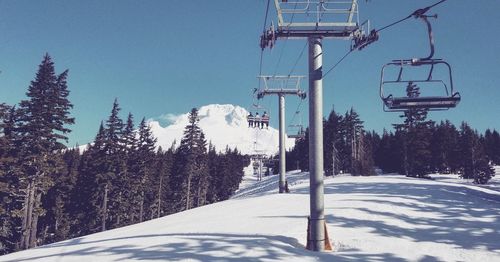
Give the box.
[290,128,309,171]
[131,117,157,222]
[459,122,494,184]
[341,108,370,175]
[205,143,220,203]
[324,107,342,176]
[38,148,79,244]
[393,82,433,178]
[430,121,459,173]
[118,112,136,225]
[70,123,107,236]
[150,146,173,218]
[0,104,20,254]
[13,54,74,249]
[101,99,127,230]
[172,108,207,211]
[484,129,500,165]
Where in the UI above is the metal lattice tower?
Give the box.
[260,0,365,252]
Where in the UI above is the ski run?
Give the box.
[1,167,499,262]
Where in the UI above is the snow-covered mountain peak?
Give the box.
[149,104,294,155]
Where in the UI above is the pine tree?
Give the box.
[150,146,173,218]
[172,108,207,211]
[394,82,433,178]
[13,54,74,249]
[132,117,157,222]
[484,129,500,165]
[0,104,20,254]
[459,122,494,184]
[101,99,127,230]
[119,112,136,225]
[38,148,79,244]
[205,143,219,203]
[342,108,368,175]
[290,128,309,171]
[324,107,342,176]
[430,121,459,173]
[70,123,107,235]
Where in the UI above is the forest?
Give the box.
[286,106,498,183]
[0,55,249,254]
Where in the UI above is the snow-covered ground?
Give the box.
[2,169,500,261]
[430,166,500,192]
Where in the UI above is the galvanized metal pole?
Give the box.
[278,94,286,193]
[308,36,325,251]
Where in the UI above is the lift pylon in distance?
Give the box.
[379,10,460,112]
[255,75,307,195]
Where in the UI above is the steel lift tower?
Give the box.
[256,75,306,193]
[260,0,368,251]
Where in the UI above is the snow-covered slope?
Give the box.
[149,104,294,155]
[2,172,499,262]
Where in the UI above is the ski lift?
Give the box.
[287,109,306,140]
[247,95,271,129]
[288,124,306,140]
[379,11,460,112]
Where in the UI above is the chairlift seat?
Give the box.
[384,93,460,110]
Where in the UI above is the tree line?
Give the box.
[0,55,249,254]
[286,102,498,184]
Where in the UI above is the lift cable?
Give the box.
[323,49,354,78]
[288,98,304,128]
[322,0,448,78]
[273,2,299,76]
[255,0,272,108]
[288,42,308,77]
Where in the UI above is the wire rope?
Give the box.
[322,0,448,78]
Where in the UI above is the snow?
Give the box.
[149,104,295,155]
[2,168,499,262]
[430,166,500,192]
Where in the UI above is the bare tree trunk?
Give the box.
[157,176,162,218]
[186,173,192,210]
[196,182,202,207]
[101,184,108,232]
[116,191,121,226]
[332,143,335,176]
[20,181,33,250]
[139,192,144,223]
[29,192,42,248]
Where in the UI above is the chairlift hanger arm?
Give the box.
[351,0,447,51]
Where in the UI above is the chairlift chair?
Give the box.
[287,124,306,139]
[379,11,460,112]
[247,95,271,128]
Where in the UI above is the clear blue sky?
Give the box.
[0,0,498,147]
